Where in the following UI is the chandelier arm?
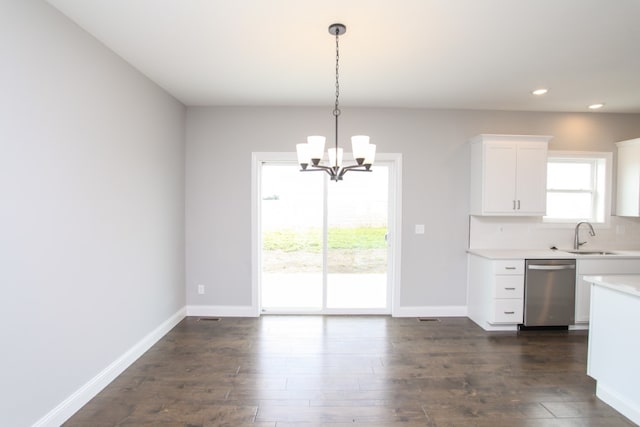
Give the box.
[306,164,331,172]
[337,164,372,178]
[340,164,369,171]
[343,167,373,173]
[303,164,339,179]
[324,167,339,179]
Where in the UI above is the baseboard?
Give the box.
[569,323,589,331]
[393,305,467,318]
[596,383,640,425]
[186,305,259,317]
[187,305,464,318]
[33,306,186,427]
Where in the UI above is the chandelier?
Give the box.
[296,23,376,181]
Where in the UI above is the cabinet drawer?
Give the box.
[577,258,640,275]
[491,299,524,324]
[493,260,524,275]
[495,275,524,298]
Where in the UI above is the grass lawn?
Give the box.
[263,227,387,252]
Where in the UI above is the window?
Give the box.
[544,151,612,223]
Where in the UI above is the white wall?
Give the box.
[186,107,640,312]
[0,1,186,425]
[469,216,640,250]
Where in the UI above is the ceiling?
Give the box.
[46,0,640,113]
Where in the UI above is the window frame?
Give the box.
[543,151,612,225]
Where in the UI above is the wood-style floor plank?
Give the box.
[64,316,635,426]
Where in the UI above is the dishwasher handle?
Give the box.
[527,264,576,271]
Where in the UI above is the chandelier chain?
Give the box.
[333,29,340,117]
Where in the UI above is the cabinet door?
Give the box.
[616,140,640,217]
[575,276,591,323]
[515,143,548,215]
[483,143,517,213]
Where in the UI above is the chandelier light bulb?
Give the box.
[328,147,344,167]
[307,135,326,164]
[296,143,311,168]
[364,144,377,166]
[351,135,370,164]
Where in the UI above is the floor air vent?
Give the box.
[418,317,440,322]
[198,317,221,322]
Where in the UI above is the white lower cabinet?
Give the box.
[575,258,640,324]
[468,255,524,330]
[469,255,640,330]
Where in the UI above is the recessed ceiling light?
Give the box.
[588,103,605,110]
[532,88,548,96]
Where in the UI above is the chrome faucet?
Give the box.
[574,221,596,250]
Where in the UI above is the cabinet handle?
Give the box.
[528,265,575,271]
[504,287,516,290]
[504,311,515,315]
[504,267,516,270]
[517,200,521,210]
[513,200,516,210]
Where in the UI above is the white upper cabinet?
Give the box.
[470,134,552,216]
[616,138,640,217]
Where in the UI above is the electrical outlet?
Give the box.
[415,224,425,234]
[197,284,205,295]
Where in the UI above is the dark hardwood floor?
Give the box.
[64,316,635,426]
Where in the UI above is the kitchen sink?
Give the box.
[563,250,619,255]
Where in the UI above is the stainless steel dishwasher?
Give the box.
[523,259,576,327]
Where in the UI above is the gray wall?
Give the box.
[186,107,640,309]
[0,1,186,425]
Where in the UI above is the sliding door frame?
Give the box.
[251,152,403,316]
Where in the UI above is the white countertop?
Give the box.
[467,248,640,260]
[583,274,640,298]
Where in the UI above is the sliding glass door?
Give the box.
[260,161,391,314]
[326,167,389,310]
[260,164,324,311]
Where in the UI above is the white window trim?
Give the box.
[542,150,613,227]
